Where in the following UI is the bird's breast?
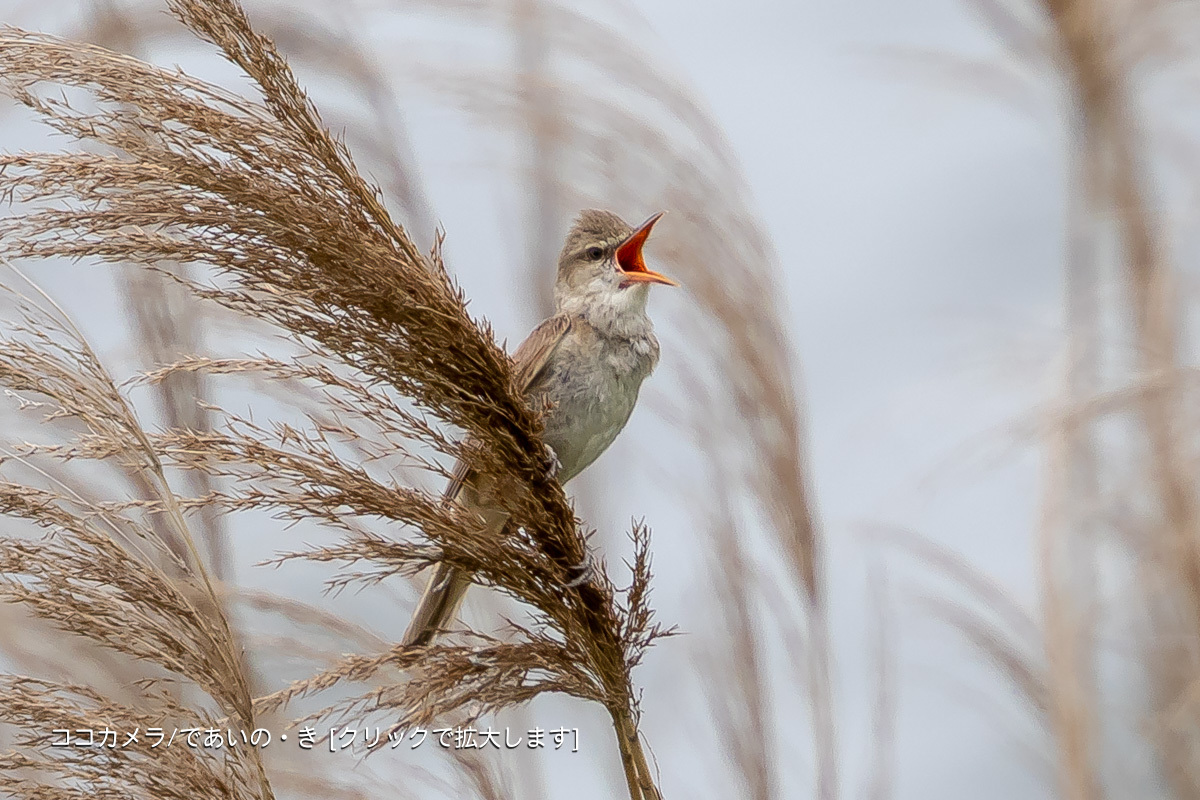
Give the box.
[532,331,659,483]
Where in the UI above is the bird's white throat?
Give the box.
[556,277,653,339]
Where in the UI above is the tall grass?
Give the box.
[0,1,675,797]
[17,0,1200,798]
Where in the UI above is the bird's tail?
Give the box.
[401,490,512,646]
[401,561,472,647]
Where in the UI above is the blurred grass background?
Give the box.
[1,1,1193,799]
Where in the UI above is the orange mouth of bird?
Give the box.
[615,212,679,287]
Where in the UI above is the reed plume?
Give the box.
[0,261,274,799]
[0,0,669,798]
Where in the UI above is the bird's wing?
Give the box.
[510,313,572,391]
[441,314,571,502]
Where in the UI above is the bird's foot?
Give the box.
[541,443,562,481]
[564,547,599,589]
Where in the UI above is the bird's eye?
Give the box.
[585,246,605,261]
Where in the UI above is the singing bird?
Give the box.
[401,209,678,646]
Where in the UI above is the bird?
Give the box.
[401,209,678,647]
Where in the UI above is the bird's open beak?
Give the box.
[615,212,679,287]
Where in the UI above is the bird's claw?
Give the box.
[541,443,562,480]
[564,547,599,589]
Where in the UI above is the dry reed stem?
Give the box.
[896,1,1200,796]
[705,498,776,800]
[83,0,233,586]
[1041,1,1200,796]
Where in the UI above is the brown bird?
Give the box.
[402,209,678,646]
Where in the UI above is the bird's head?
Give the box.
[554,209,678,319]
